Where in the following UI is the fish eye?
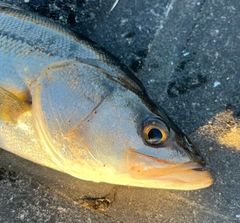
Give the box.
[142,119,169,145]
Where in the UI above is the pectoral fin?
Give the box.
[0,87,31,124]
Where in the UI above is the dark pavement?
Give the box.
[1,0,240,222]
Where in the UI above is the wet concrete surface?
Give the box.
[1,0,240,222]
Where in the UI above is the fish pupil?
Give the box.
[148,128,162,143]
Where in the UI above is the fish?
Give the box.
[0,3,213,190]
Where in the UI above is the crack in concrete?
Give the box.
[172,0,207,73]
[147,0,177,53]
[139,0,207,101]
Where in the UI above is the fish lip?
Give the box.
[127,150,211,180]
[148,168,214,190]
[128,153,214,189]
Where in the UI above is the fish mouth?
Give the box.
[127,150,213,190]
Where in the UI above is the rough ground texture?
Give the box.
[1,0,240,222]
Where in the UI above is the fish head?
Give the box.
[79,89,213,190]
[32,61,213,190]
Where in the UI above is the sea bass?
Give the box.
[0,3,213,190]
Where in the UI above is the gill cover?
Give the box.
[31,61,116,181]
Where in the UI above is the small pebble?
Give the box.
[148,79,155,84]
[213,81,221,87]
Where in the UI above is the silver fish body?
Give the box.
[0,4,213,190]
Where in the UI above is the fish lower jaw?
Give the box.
[109,169,213,190]
[125,162,213,190]
[149,169,214,190]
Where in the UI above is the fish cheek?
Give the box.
[78,103,138,173]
